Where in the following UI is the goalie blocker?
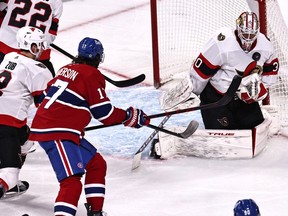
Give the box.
[151,108,273,159]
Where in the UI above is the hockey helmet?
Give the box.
[233,199,261,216]
[78,37,104,63]
[236,12,259,52]
[16,26,47,59]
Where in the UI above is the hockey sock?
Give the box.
[54,175,82,216]
[84,153,107,211]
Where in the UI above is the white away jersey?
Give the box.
[0,52,52,128]
[190,27,279,95]
[0,0,63,59]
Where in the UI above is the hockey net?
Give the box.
[151,0,288,128]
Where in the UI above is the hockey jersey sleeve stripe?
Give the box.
[49,18,59,36]
[193,53,221,79]
[90,101,111,109]
[262,58,279,76]
[51,99,90,112]
[48,85,115,121]
[91,105,114,121]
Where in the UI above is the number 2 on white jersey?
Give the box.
[44,79,68,109]
[8,0,52,32]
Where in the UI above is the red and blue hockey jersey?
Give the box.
[29,63,127,144]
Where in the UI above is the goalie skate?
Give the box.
[1,180,29,200]
[149,138,161,159]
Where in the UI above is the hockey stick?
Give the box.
[146,74,242,119]
[147,120,199,139]
[131,115,171,170]
[131,117,199,170]
[50,43,146,87]
[85,121,198,139]
[85,75,242,131]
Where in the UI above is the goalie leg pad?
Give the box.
[261,105,280,135]
[158,115,271,159]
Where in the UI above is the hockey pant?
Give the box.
[39,138,107,216]
[200,82,264,129]
[0,125,29,191]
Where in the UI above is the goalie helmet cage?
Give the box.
[151,0,288,127]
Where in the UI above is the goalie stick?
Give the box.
[50,43,146,87]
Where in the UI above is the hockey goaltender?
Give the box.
[150,12,279,160]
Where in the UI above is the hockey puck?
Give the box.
[22,214,29,216]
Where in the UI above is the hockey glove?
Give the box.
[123,107,150,128]
[237,73,268,104]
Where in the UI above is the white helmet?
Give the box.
[16,26,47,59]
[236,12,259,52]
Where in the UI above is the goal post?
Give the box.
[150,0,288,127]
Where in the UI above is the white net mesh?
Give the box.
[153,0,288,127]
[265,0,288,126]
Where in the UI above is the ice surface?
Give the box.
[1,0,288,215]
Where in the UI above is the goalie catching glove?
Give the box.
[123,107,150,128]
[236,73,268,104]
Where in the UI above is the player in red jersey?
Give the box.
[0,0,63,76]
[29,37,149,216]
[0,26,52,199]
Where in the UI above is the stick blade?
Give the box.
[131,152,142,170]
[180,120,199,139]
[111,74,146,87]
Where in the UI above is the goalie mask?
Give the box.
[16,26,47,59]
[236,12,259,53]
[233,199,261,216]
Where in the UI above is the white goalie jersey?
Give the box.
[190,27,279,96]
[0,52,52,128]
